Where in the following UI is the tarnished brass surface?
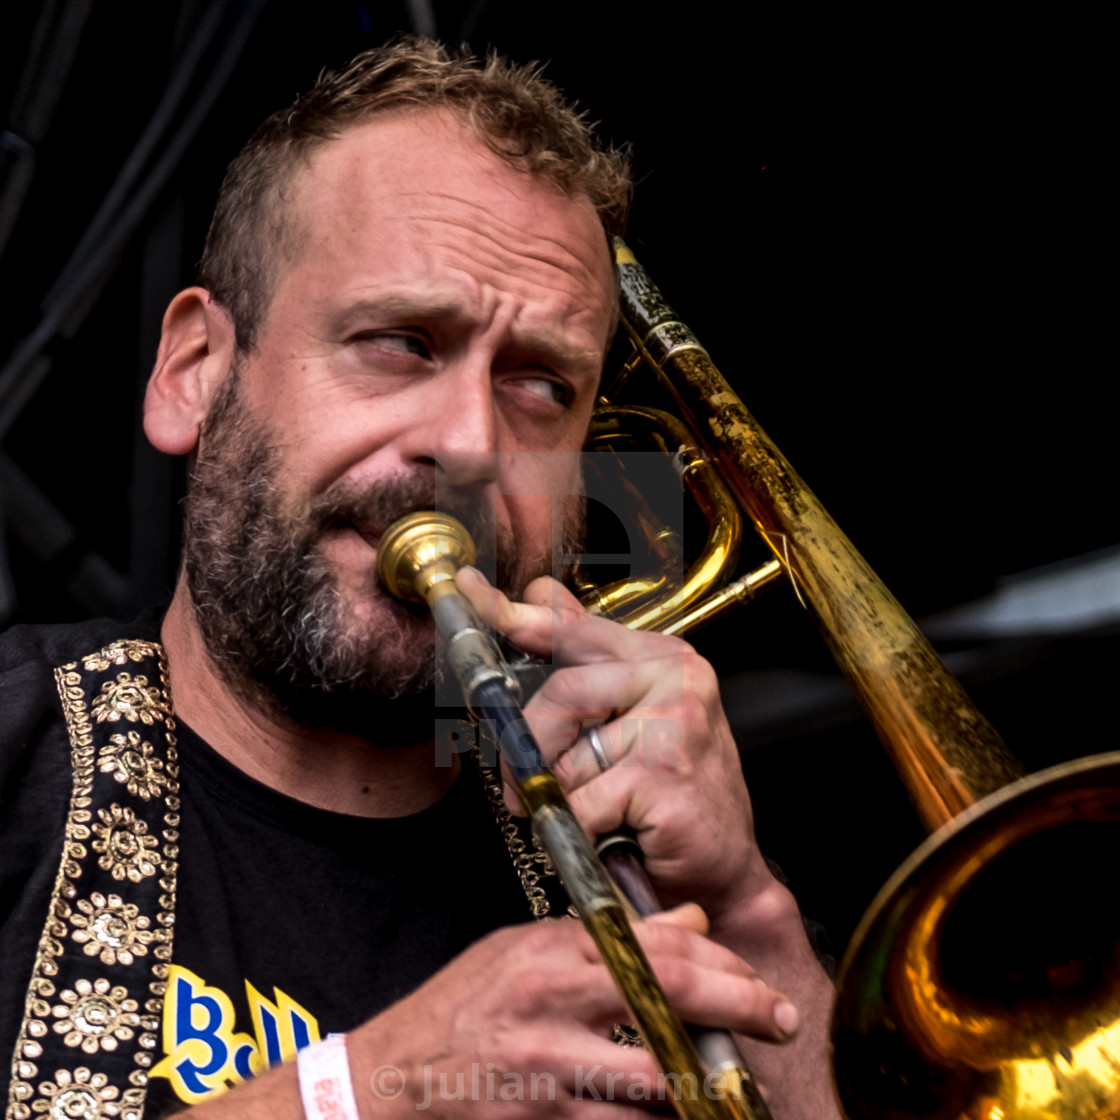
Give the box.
[586,904,754,1120]
[613,240,1021,829]
[610,242,1120,1120]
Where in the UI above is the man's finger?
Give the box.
[629,915,800,1043]
[647,902,710,936]
[457,567,687,666]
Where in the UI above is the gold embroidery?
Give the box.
[7,639,179,1120]
[91,674,168,725]
[30,1066,144,1120]
[97,732,170,801]
[82,641,163,673]
[56,669,94,751]
[68,893,158,967]
[91,806,162,882]
[11,651,559,1116]
[49,980,139,1054]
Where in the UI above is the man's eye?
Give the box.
[516,376,568,405]
[381,333,430,357]
[356,331,431,358]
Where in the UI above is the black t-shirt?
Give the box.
[0,618,558,1119]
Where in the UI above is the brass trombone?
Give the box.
[377,511,770,1120]
[381,241,1120,1119]
[601,241,1120,1120]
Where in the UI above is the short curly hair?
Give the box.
[197,37,632,351]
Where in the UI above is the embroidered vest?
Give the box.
[6,636,565,1119]
[7,640,178,1120]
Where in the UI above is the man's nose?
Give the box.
[419,362,501,489]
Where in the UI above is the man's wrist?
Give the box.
[298,1035,361,1120]
[709,872,810,965]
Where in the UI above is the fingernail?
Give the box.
[774,1000,799,1037]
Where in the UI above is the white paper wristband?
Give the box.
[298,1035,361,1120]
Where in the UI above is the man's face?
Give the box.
[183,109,615,736]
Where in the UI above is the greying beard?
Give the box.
[181,369,585,742]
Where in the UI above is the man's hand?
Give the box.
[351,907,797,1116]
[457,567,770,927]
[179,909,798,1119]
[456,567,842,1120]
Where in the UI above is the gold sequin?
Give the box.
[50,980,139,1054]
[31,1066,143,1119]
[90,806,161,882]
[97,732,169,801]
[68,893,158,967]
[91,674,167,725]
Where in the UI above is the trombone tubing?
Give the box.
[613,240,1021,832]
[461,657,766,1120]
[375,511,767,1119]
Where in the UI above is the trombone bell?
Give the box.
[833,752,1120,1119]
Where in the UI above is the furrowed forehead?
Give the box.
[259,109,614,329]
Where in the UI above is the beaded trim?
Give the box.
[6,641,180,1120]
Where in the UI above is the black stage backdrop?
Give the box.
[0,1,1114,956]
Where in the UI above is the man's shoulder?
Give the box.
[0,613,164,735]
[0,613,163,677]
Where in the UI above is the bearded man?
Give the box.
[0,39,839,1120]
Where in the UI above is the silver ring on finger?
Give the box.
[587,725,612,772]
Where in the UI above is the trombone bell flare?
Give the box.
[831,752,1120,1120]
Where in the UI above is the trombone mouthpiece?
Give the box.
[376,511,477,607]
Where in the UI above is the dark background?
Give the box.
[0,1,1114,959]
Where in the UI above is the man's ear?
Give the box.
[143,287,237,456]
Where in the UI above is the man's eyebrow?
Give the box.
[332,295,468,329]
[333,297,606,374]
[512,331,604,377]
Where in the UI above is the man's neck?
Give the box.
[159,583,457,817]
